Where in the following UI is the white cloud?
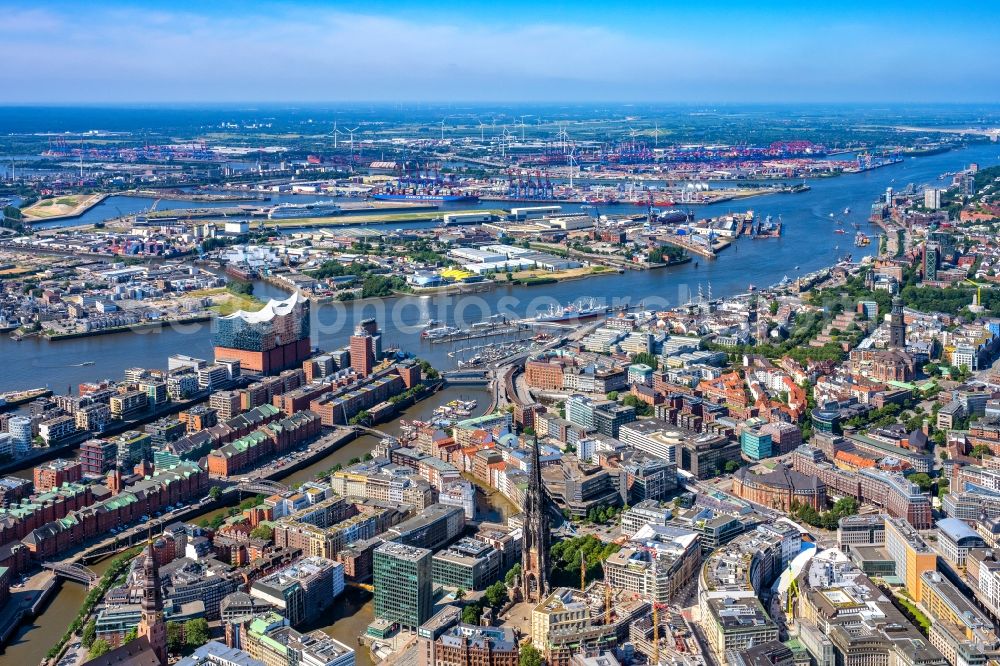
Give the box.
[0,4,997,102]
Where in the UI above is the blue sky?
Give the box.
[3,0,999,104]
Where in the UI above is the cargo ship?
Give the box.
[373,193,479,203]
[267,201,341,220]
[0,387,53,411]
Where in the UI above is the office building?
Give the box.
[373,542,433,630]
[251,556,344,627]
[431,537,502,591]
[34,459,83,492]
[884,516,937,603]
[604,525,700,605]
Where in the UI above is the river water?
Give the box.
[2,142,998,662]
[2,385,492,664]
[7,143,999,396]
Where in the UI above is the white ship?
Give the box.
[422,325,459,339]
[533,298,605,323]
[267,200,341,220]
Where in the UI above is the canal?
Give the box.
[3,385,492,664]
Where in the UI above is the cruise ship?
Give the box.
[267,200,341,220]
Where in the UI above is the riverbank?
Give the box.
[43,313,213,341]
[21,193,107,222]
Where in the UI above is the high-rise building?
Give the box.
[213,292,311,374]
[924,188,942,210]
[889,296,906,349]
[7,415,33,457]
[373,542,433,630]
[521,435,551,603]
[137,543,167,664]
[80,438,118,476]
[923,243,940,282]
[349,331,375,378]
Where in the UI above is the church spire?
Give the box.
[521,434,551,603]
[137,541,167,664]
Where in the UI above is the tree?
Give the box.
[89,639,112,659]
[520,643,543,666]
[461,603,482,625]
[208,486,222,500]
[724,460,741,474]
[606,391,619,401]
[124,627,138,643]
[972,444,992,459]
[909,473,934,493]
[226,279,254,296]
[184,618,210,648]
[505,563,522,587]
[82,619,97,648]
[484,581,508,608]
[631,352,659,370]
[167,621,184,654]
[250,525,274,541]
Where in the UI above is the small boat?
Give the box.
[843,207,851,215]
[828,213,835,218]
[421,319,442,329]
[834,229,846,234]
[748,284,756,291]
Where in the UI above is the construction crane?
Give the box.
[965,278,989,311]
[600,561,611,625]
[580,551,587,591]
[652,602,663,666]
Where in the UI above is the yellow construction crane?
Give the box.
[965,278,985,304]
[580,551,587,592]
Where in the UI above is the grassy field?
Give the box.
[511,265,612,282]
[21,193,105,220]
[186,287,264,315]
[0,265,39,277]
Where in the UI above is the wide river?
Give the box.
[6,143,1000,394]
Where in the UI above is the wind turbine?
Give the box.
[332,121,342,149]
[478,120,487,143]
[519,115,527,142]
[345,126,360,154]
[440,118,446,141]
[568,145,578,189]
[653,122,660,148]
